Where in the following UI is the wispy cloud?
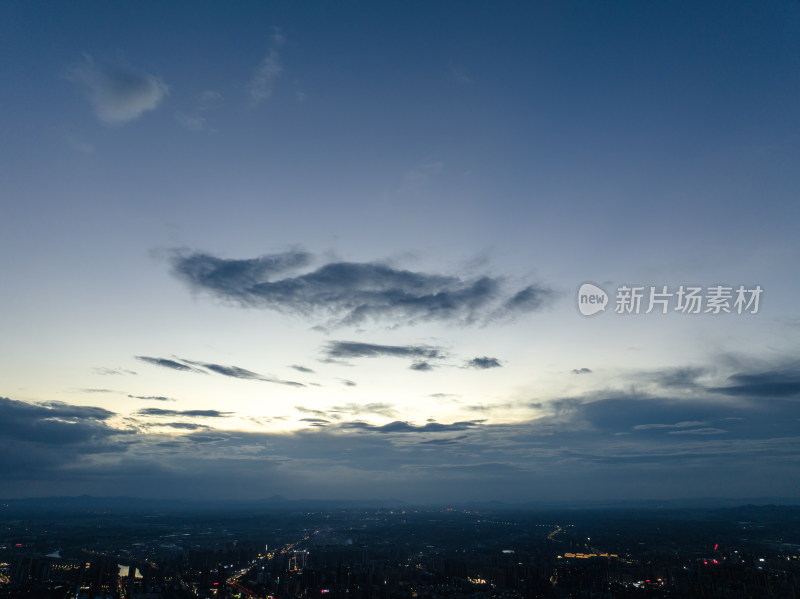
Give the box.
[135,356,206,374]
[66,54,168,124]
[330,403,397,418]
[169,250,553,327]
[137,408,231,418]
[633,421,708,430]
[572,367,592,375]
[290,365,315,374]
[136,355,305,387]
[128,395,174,402]
[325,341,443,360]
[94,367,137,376]
[248,28,285,106]
[175,90,222,131]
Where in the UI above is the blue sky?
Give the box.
[1,1,799,502]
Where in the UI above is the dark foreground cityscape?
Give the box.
[1,498,799,599]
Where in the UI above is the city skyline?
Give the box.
[1,1,799,502]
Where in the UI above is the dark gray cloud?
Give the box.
[572,367,592,375]
[128,395,174,402]
[709,368,800,398]
[340,379,357,387]
[136,355,304,387]
[338,419,484,434]
[290,365,315,373]
[136,356,206,373]
[184,360,305,387]
[410,361,434,371]
[325,341,443,360]
[169,250,553,327]
[0,397,123,446]
[136,408,232,418]
[156,422,210,430]
[466,356,502,369]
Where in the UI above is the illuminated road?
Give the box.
[226,529,320,598]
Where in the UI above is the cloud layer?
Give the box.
[2,359,800,501]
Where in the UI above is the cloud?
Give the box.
[184,360,305,387]
[136,355,304,387]
[2,371,800,501]
[340,379,357,387]
[300,418,330,427]
[136,408,231,418]
[94,367,137,376]
[633,421,708,430]
[290,365,315,373]
[667,428,728,435]
[325,341,443,360]
[175,90,222,131]
[66,54,168,123]
[0,397,121,446]
[169,250,553,327]
[128,395,174,402]
[337,419,484,434]
[136,356,207,373]
[410,361,434,371]
[466,357,502,369]
[329,403,397,418]
[572,368,592,375]
[156,422,210,430]
[248,28,285,106]
[296,406,336,419]
[709,368,800,398]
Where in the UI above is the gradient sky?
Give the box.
[2,1,799,502]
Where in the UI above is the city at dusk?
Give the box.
[2,2,800,597]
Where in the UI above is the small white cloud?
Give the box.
[67,54,168,124]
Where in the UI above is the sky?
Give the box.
[1,1,799,503]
